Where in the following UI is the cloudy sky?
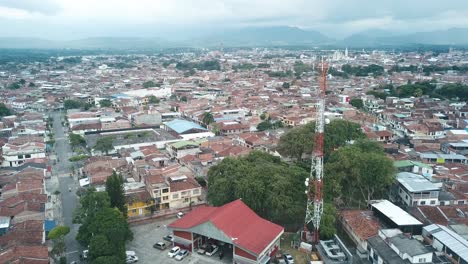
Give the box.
[1,0,468,39]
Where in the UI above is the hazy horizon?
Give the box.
[1,0,468,40]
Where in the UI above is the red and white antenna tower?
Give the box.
[304,59,328,243]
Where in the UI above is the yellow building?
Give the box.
[126,190,155,218]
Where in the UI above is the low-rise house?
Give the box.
[126,189,154,218]
[423,224,468,264]
[396,172,441,206]
[166,139,207,159]
[0,245,49,264]
[367,229,433,264]
[1,142,46,167]
[339,210,382,255]
[0,193,47,224]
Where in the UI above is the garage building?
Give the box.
[168,199,284,264]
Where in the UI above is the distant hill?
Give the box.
[2,27,468,50]
[0,38,60,49]
[342,28,468,47]
[193,26,333,47]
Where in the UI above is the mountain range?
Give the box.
[1,26,468,49]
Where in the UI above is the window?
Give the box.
[440,201,445,206]
[132,209,137,213]
[193,189,200,195]
[458,201,465,205]
[184,198,189,203]
[419,258,426,263]
[430,200,436,205]
[399,189,402,193]
[25,154,31,158]
[172,193,179,199]
[420,201,426,205]
[18,155,24,159]
[181,191,188,196]
[162,188,169,193]
[163,196,169,201]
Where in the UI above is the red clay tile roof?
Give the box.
[169,199,283,255]
[169,177,200,192]
[340,210,381,240]
[0,245,49,264]
[0,220,44,247]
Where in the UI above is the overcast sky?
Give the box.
[1,0,468,40]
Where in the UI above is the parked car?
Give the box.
[283,253,294,264]
[205,244,219,256]
[153,242,167,250]
[126,255,138,263]
[177,212,184,218]
[126,251,136,257]
[163,234,174,242]
[197,244,207,255]
[168,246,181,258]
[175,249,189,261]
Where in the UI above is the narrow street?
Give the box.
[51,111,82,263]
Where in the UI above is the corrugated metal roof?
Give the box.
[370,200,422,226]
[397,172,440,192]
[164,119,207,134]
[425,224,468,262]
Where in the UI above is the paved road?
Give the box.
[51,112,83,263]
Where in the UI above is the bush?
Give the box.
[69,155,89,162]
[195,177,207,187]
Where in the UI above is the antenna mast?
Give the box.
[304,59,328,243]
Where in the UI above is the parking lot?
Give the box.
[127,218,232,264]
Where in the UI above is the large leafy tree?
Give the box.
[207,151,308,229]
[277,119,365,161]
[106,171,127,217]
[75,189,131,263]
[94,136,114,155]
[325,139,396,207]
[69,133,86,149]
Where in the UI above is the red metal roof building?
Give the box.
[168,199,284,264]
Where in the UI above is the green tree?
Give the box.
[48,226,70,240]
[63,99,83,110]
[319,203,337,240]
[349,98,364,109]
[207,151,308,228]
[94,136,114,155]
[18,78,26,85]
[74,188,111,226]
[106,171,127,217]
[99,99,112,108]
[69,133,86,149]
[325,139,395,207]
[89,235,115,260]
[277,120,365,161]
[142,80,157,88]
[282,82,290,89]
[148,95,160,105]
[257,121,273,131]
[180,96,188,102]
[259,112,268,120]
[202,112,215,126]
[0,103,12,117]
[28,82,36,87]
[48,225,70,260]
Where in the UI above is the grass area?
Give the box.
[280,233,309,264]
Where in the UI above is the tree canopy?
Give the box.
[349,98,364,109]
[94,136,114,155]
[148,95,160,105]
[69,133,86,149]
[48,226,70,240]
[0,103,12,117]
[99,99,112,108]
[276,119,365,161]
[63,99,83,110]
[207,151,308,229]
[106,171,127,217]
[75,189,132,263]
[324,139,395,207]
[202,112,215,127]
